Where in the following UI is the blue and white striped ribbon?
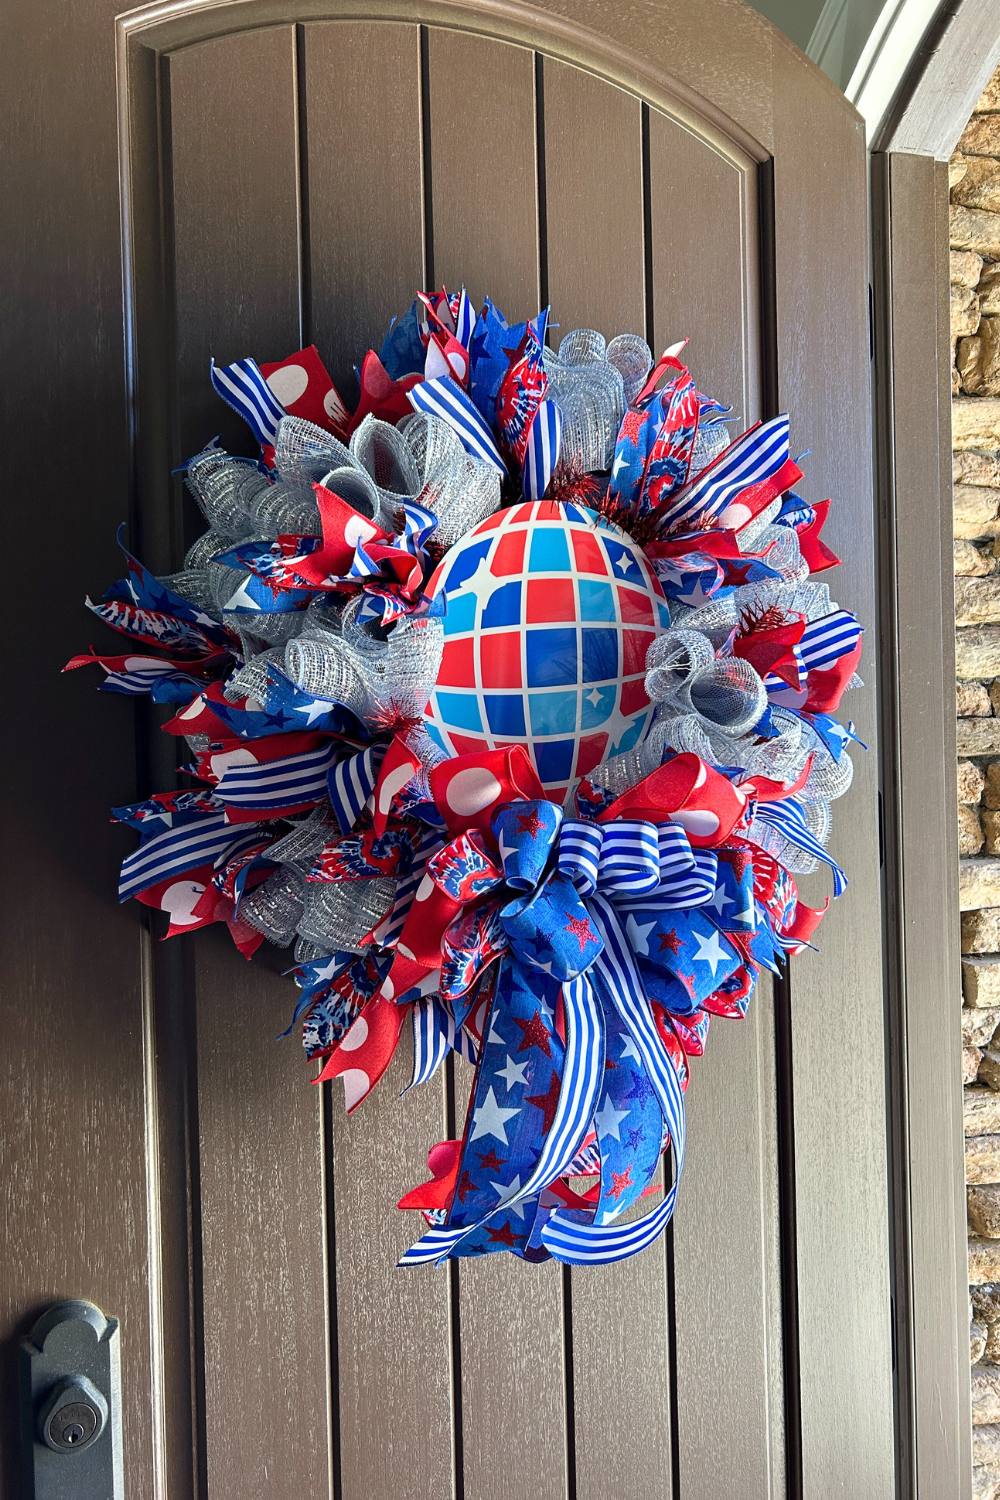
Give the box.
[796,610,862,673]
[406,996,453,1091]
[753,797,847,895]
[215,828,270,897]
[659,849,719,908]
[656,823,696,876]
[616,848,719,912]
[557,820,699,901]
[215,743,336,811]
[557,820,604,895]
[522,398,562,500]
[540,896,686,1264]
[662,414,789,533]
[119,814,254,901]
[370,832,439,949]
[594,820,662,898]
[400,500,438,557]
[97,660,188,696]
[398,968,606,1265]
[346,541,382,580]
[405,995,476,1092]
[407,376,506,473]
[453,288,474,349]
[210,357,286,447]
[327,743,386,833]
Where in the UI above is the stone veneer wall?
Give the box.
[952,63,1000,1500]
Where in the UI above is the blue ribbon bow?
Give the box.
[399,799,751,1267]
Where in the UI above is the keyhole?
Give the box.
[64,1425,84,1444]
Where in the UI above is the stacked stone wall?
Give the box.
[951,65,1000,1500]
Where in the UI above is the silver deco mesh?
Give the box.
[317,464,386,529]
[544,329,651,475]
[240,867,308,947]
[296,876,396,950]
[273,416,353,486]
[350,415,421,518]
[185,530,229,571]
[223,647,286,704]
[294,937,330,963]
[606,333,655,407]
[266,803,342,872]
[185,449,273,540]
[245,479,321,539]
[689,419,732,476]
[644,628,768,766]
[397,411,501,546]
[271,411,501,549]
[590,502,857,836]
[338,597,444,720]
[208,561,249,613]
[226,610,303,650]
[159,567,218,616]
[284,631,374,718]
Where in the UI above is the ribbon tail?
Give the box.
[399,966,605,1266]
[403,995,453,1094]
[540,896,686,1265]
[314,993,405,1111]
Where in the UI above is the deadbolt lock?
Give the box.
[19,1299,123,1496]
[38,1376,108,1454]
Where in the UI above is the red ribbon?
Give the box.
[597,752,746,847]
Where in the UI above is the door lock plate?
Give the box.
[19,1301,122,1499]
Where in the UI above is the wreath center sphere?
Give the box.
[422,500,669,797]
[68,287,863,1269]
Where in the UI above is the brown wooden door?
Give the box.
[3,2,892,1495]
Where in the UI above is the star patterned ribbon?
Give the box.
[306,742,821,1266]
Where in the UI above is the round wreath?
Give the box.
[68,288,862,1267]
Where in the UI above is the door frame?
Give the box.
[871,3,1000,1497]
[1,0,988,1494]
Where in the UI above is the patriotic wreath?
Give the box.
[69,288,862,1267]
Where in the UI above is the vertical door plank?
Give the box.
[302,21,456,1500]
[425,30,566,1499]
[773,69,895,1499]
[542,59,644,336]
[647,111,760,428]
[427,28,539,312]
[670,1011,784,1500]
[543,58,674,1500]
[302,21,425,390]
[648,114,784,1500]
[328,1049,454,1500]
[167,29,334,1498]
[454,1256,568,1500]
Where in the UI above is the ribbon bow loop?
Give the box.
[491,799,562,889]
[500,872,603,982]
[591,818,661,899]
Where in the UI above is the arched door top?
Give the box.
[117,0,865,165]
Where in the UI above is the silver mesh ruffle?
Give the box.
[185,449,272,540]
[296,877,396,949]
[544,328,651,474]
[267,804,342,872]
[239,867,307,947]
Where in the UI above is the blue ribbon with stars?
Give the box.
[399,799,754,1267]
